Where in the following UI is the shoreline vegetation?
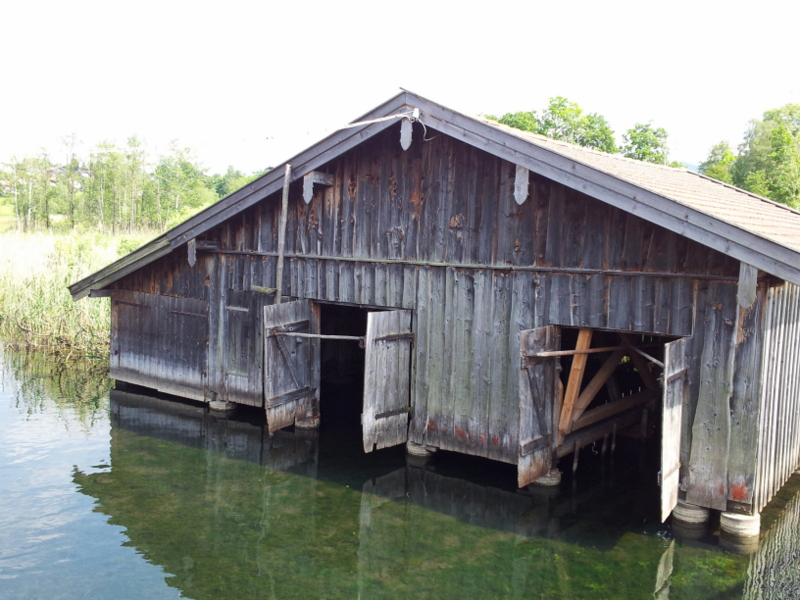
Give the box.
[0,140,264,360]
[0,229,151,361]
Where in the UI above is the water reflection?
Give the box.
[67,387,769,599]
[5,347,799,599]
[744,482,800,598]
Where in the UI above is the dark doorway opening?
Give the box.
[318,303,368,430]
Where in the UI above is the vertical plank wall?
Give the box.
[754,282,800,513]
[246,127,738,464]
[112,124,745,468]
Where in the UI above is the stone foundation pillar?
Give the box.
[671,502,710,540]
[719,511,760,554]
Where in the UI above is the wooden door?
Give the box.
[263,300,320,432]
[362,310,413,453]
[224,289,264,407]
[518,326,560,487]
[661,338,687,521]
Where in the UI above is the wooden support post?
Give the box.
[569,349,626,429]
[275,164,291,305]
[572,440,580,474]
[558,329,593,443]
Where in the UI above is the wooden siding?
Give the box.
[754,282,800,513]
[111,290,209,401]
[108,125,742,466]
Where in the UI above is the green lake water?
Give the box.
[1,347,799,599]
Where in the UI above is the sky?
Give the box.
[2,0,798,175]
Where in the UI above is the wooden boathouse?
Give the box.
[70,91,800,531]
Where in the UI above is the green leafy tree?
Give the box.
[699,141,736,184]
[733,104,800,207]
[492,97,617,153]
[622,122,669,164]
[148,143,218,229]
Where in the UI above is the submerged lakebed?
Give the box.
[1,347,799,599]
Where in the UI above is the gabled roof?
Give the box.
[70,91,800,300]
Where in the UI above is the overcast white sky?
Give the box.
[2,0,798,174]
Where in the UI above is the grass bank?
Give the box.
[0,230,150,360]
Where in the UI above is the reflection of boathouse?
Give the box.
[71,91,800,531]
[75,390,758,598]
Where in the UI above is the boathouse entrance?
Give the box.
[262,300,413,452]
[518,326,687,521]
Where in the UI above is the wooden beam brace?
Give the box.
[266,385,316,409]
[303,171,335,204]
[557,411,641,459]
[618,333,661,391]
[275,332,365,346]
[375,405,412,420]
[275,164,291,304]
[628,345,664,369]
[570,349,627,430]
[526,343,658,358]
[558,329,593,441]
[572,389,655,432]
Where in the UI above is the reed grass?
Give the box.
[0,231,150,360]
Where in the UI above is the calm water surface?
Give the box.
[1,347,799,599]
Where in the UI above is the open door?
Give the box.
[263,300,320,432]
[518,326,560,487]
[362,310,413,452]
[661,337,686,521]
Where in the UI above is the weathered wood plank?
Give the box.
[362,309,413,452]
[661,338,686,521]
[558,329,593,440]
[518,325,560,486]
[727,279,766,510]
[686,281,737,511]
[263,300,319,431]
[451,270,475,454]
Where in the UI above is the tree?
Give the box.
[699,141,736,184]
[765,124,800,207]
[622,122,669,164]
[733,104,800,207]
[492,97,617,153]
